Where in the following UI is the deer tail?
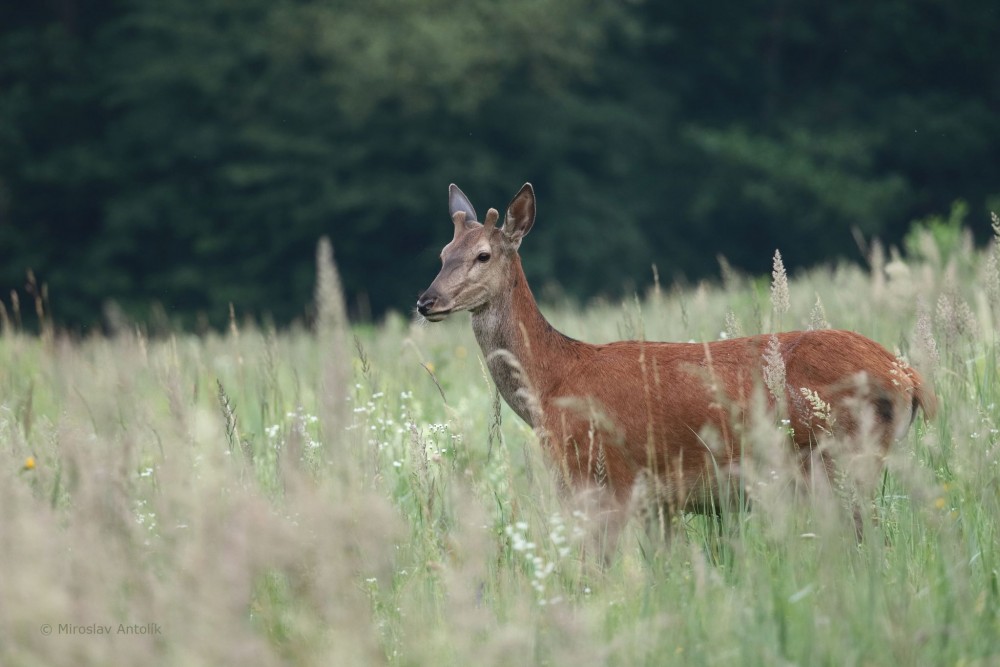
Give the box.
[907,366,938,422]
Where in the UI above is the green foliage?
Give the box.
[904,200,970,262]
[1,0,999,328]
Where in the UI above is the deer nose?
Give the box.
[416,292,437,316]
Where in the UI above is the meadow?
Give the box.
[2,221,999,666]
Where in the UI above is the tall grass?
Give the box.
[2,221,999,666]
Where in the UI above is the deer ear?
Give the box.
[449,184,478,222]
[503,183,535,247]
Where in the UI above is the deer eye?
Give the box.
[476,252,491,263]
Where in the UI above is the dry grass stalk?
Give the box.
[314,236,351,455]
[808,294,830,330]
[770,249,790,327]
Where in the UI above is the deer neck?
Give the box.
[471,257,573,427]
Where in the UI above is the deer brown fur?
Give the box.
[417,183,936,545]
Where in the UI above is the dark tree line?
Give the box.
[1,0,998,330]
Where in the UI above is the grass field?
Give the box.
[3,222,999,666]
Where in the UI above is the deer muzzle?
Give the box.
[416,288,451,321]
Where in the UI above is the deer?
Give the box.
[416,182,937,553]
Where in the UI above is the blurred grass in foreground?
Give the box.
[2,219,999,666]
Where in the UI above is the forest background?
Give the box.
[2,0,998,330]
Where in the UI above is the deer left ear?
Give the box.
[503,183,535,248]
[449,184,478,222]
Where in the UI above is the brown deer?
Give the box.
[417,183,936,548]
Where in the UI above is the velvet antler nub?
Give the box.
[483,208,499,233]
[451,210,467,240]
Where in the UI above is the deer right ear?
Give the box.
[449,184,478,222]
[503,183,535,248]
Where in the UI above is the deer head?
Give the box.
[416,183,535,321]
